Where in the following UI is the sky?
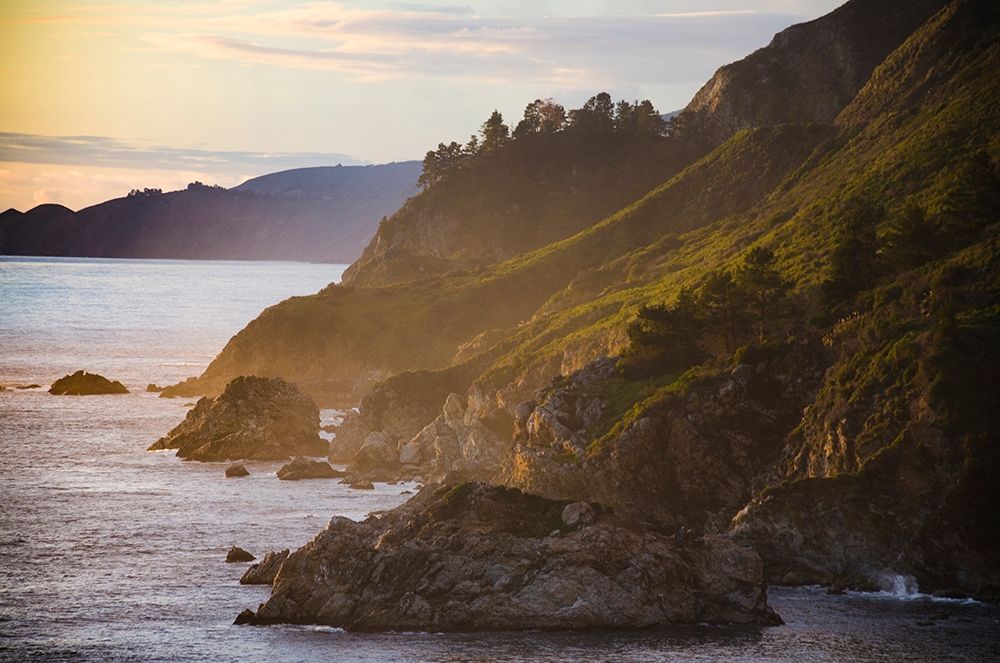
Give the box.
[0,0,844,211]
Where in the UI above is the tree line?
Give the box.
[622,246,788,378]
[419,93,668,189]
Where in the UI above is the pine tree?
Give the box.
[736,247,787,344]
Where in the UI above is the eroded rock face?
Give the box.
[148,376,326,462]
[240,550,289,585]
[276,457,345,481]
[49,370,128,395]
[502,352,818,530]
[241,483,777,631]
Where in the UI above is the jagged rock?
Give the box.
[147,376,326,461]
[234,609,255,625]
[244,483,777,631]
[240,550,289,585]
[49,370,128,395]
[349,480,375,490]
[226,546,255,563]
[277,457,345,481]
[146,383,164,392]
[502,353,813,530]
[561,502,595,527]
[225,464,250,478]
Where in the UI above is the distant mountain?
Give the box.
[0,162,420,263]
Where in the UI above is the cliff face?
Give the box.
[205,0,998,613]
[678,0,948,143]
[0,163,419,263]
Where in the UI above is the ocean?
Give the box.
[1,256,998,662]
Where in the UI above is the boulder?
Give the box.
[351,432,399,477]
[277,457,345,481]
[561,502,596,527]
[147,376,327,461]
[349,480,375,490]
[226,546,255,563]
[240,550,290,585]
[225,464,250,478]
[242,483,777,631]
[146,383,165,393]
[49,370,128,395]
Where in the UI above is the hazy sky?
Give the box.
[0,0,843,210]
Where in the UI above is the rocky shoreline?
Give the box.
[238,483,779,631]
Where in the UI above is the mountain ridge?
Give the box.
[0,162,420,263]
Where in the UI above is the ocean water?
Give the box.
[1,256,998,662]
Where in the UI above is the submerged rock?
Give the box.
[240,550,289,585]
[277,457,345,481]
[226,546,255,563]
[148,376,327,462]
[244,483,777,631]
[348,480,375,490]
[49,370,129,395]
[226,464,250,478]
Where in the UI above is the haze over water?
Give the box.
[0,256,997,662]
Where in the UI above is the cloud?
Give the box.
[133,4,803,86]
[0,132,365,172]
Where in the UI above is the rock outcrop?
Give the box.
[276,457,345,481]
[226,546,255,563]
[678,0,948,143]
[501,349,821,531]
[241,483,777,631]
[49,370,129,395]
[148,376,326,461]
[240,550,289,585]
[225,464,250,478]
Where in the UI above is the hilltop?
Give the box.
[0,162,420,263]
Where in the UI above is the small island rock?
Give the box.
[226,546,255,563]
[148,376,327,461]
[226,464,250,478]
[146,383,165,393]
[277,457,345,481]
[49,370,129,395]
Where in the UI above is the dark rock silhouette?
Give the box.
[276,457,345,480]
[226,546,255,563]
[49,371,128,395]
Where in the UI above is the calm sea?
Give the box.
[1,256,998,662]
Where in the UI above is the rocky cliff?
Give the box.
[242,483,777,630]
[223,0,999,615]
[678,0,948,143]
